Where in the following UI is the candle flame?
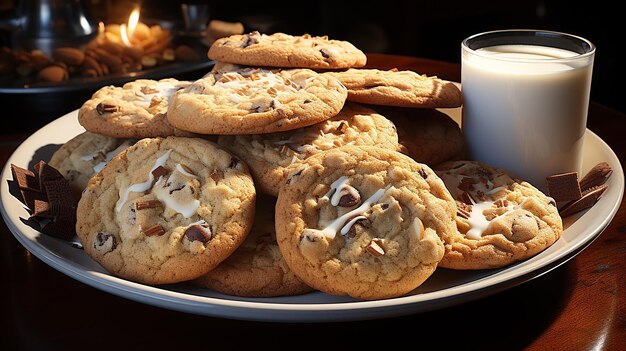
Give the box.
[120,8,140,46]
[120,24,130,46]
[128,8,140,38]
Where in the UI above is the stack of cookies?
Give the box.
[42,31,565,300]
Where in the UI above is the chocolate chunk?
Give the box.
[546,172,582,202]
[210,169,223,183]
[11,164,40,192]
[184,224,212,243]
[458,177,478,192]
[337,187,360,207]
[31,199,52,218]
[459,191,476,205]
[94,232,117,251]
[579,162,612,191]
[151,165,169,181]
[96,102,119,115]
[320,48,331,59]
[19,188,46,213]
[418,168,428,179]
[135,199,162,210]
[10,162,76,240]
[560,184,608,217]
[143,223,166,237]
[229,157,239,169]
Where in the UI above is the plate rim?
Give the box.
[1,109,623,322]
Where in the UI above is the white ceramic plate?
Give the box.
[1,109,623,322]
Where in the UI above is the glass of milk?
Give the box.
[461,29,595,192]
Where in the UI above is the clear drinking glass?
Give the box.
[461,29,596,191]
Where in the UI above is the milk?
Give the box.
[462,44,594,191]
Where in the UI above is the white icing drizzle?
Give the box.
[339,215,366,236]
[319,175,349,203]
[175,164,198,178]
[92,141,134,173]
[153,178,200,218]
[464,201,495,240]
[330,177,351,206]
[115,149,172,213]
[318,187,388,239]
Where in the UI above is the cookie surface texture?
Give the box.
[78,78,193,138]
[168,63,347,135]
[275,145,455,300]
[327,68,462,108]
[435,160,563,269]
[193,194,313,297]
[208,31,367,69]
[378,106,465,166]
[217,102,400,196]
[49,131,134,197]
[76,136,256,284]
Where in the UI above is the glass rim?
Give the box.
[462,29,596,63]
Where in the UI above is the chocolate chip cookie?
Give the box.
[48,131,135,197]
[275,145,456,300]
[208,31,367,69]
[327,68,462,108]
[76,136,256,284]
[377,106,465,166]
[78,78,193,138]
[435,160,563,269]
[193,194,313,297]
[217,102,400,196]
[167,63,347,135]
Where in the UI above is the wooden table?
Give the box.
[1,54,624,350]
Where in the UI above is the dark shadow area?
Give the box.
[1,250,575,350]
[1,1,623,133]
[27,143,61,169]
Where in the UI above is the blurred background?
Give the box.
[1,0,623,133]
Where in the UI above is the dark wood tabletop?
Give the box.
[1,53,624,350]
